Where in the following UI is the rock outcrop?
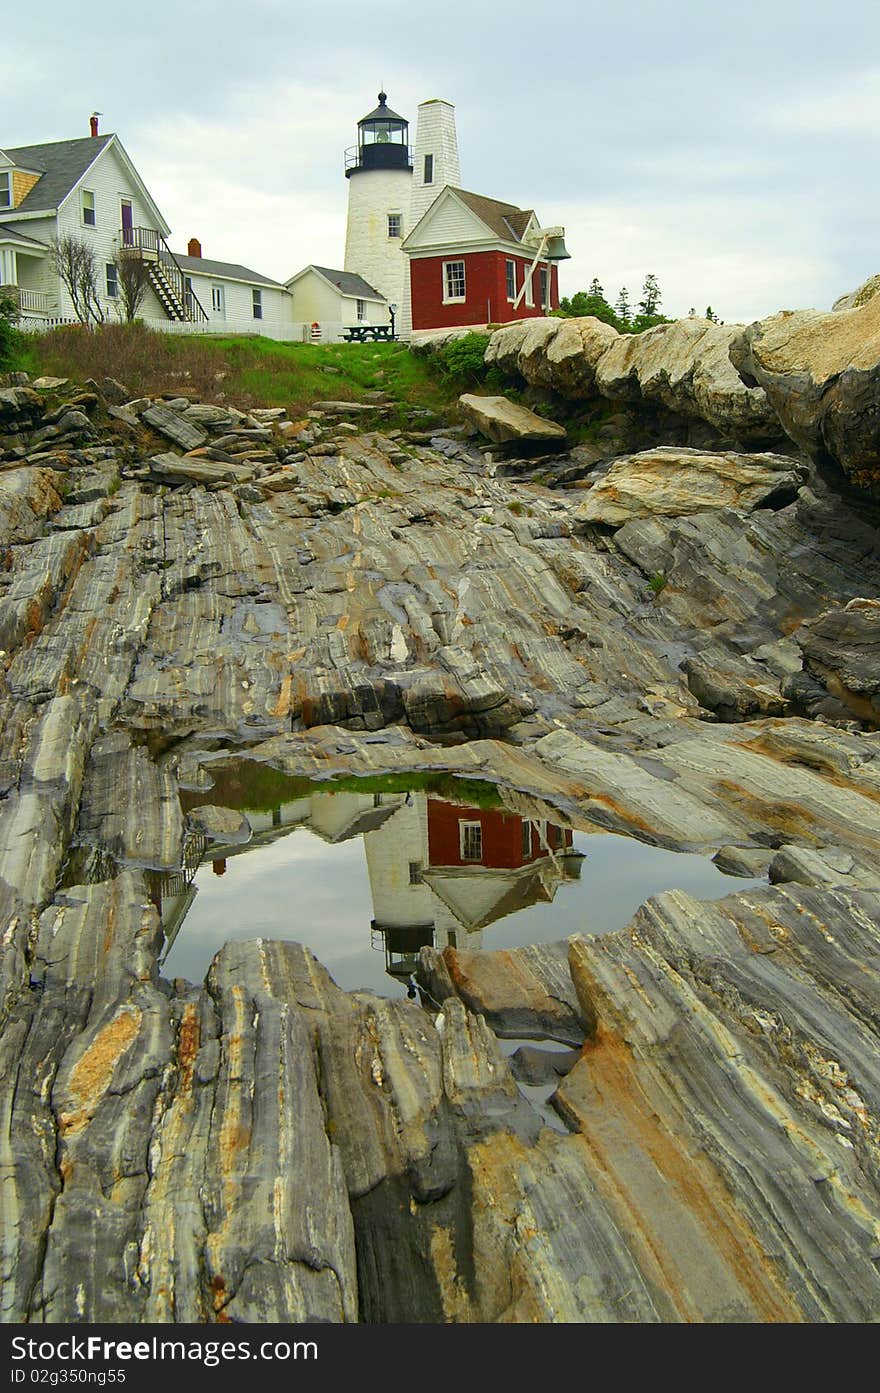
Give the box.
[729,296,880,493]
[481,316,783,444]
[0,366,879,1323]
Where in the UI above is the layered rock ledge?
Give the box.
[0,370,879,1322]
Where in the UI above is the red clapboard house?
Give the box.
[401,186,566,332]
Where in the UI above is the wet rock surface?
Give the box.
[0,370,879,1322]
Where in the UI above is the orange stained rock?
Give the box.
[61,1006,143,1137]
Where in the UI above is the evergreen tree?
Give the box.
[638,273,661,317]
[588,277,605,300]
[615,286,631,323]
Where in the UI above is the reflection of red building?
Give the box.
[426,801,573,869]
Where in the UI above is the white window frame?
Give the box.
[82,189,96,227]
[539,265,549,309]
[387,212,402,238]
[443,259,466,304]
[356,298,366,321]
[252,287,263,320]
[459,820,482,862]
[521,820,532,858]
[0,173,11,209]
[524,267,534,307]
[211,284,225,315]
[424,153,434,184]
[505,259,517,302]
[105,262,118,299]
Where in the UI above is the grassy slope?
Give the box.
[19,323,457,416]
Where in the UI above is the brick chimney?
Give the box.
[89,113,100,137]
[188,237,202,258]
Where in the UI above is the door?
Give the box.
[121,200,133,247]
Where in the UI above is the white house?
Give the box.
[174,238,294,339]
[0,120,304,340]
[284,264,388,341]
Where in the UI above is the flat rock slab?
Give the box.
[576,447,806,525]
[458,393,567,444]
[148,453,256,485]
[141,404,208,452]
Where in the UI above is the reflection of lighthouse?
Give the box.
[364,793,579,980]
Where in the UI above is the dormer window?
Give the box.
[82,190,96,226]
[0,173,10,209]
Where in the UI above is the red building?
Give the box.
[402,186,566,333]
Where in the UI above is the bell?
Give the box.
[544,234,571,262]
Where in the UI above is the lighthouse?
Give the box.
[343,91,413,309]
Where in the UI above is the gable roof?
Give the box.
[1,136,114,213]
[174,253,284,289]
[286,265,386,301]
[452,188,536,242]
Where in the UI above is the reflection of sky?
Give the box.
[162,824,762,995]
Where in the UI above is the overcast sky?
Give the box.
[6,0,879,322]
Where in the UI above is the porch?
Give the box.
[119,226,208,323]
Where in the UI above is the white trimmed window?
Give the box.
[252,288,263,319]
[0,173,10,209]
[105,262,118,298]
[524,268,534,307]
[443,259,466,303]
[82,189,96,226]
[460,821,482,862]
[356,298,366,321]
[521,820,532,858]
[424,154,434,184]
[387,212,401,238]
[539,266,549,307]
[505,259,517,301]
[211,284,224,314]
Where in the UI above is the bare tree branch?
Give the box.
[49,234,106,326]
[115,250,152,323]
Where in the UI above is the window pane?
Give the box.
[252,288,262,319]
[460,821,482,861]
[506,260,516,299]
[0,173,10,208]
[424,154,433,184]
[82,190,96,226]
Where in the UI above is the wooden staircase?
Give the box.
[122,227,208,324]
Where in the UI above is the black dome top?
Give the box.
[359,91,408,125]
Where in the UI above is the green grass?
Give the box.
[180,761,504,816]
[25,323,458,416]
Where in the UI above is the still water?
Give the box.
[157,765,763,996]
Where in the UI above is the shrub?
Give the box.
[0,295,24,371]
[436,332,491,384]
[34,321,230,399]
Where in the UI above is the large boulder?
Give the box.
[796,597,880,724]
[729,296,880,493]
[458,393,566,445]
[574,447,806,526]
[484,316,781,443]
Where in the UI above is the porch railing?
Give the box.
[120,226,208,323]
[1,286,57,315]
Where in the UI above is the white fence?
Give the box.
[18,314,356,344]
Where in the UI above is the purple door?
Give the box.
[121,200,133,246]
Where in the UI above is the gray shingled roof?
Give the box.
[2,136,114,213]
[310,265,386,301]
[452,188,536,243]
[174,253,284,289]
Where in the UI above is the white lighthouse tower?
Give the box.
[343,92,413,310]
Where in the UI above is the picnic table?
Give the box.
[342,324,396,342]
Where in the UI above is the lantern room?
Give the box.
[345,91,412,176]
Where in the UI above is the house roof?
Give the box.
[1,135,114,213]
[451,188,536,242]
[174,253,284,289]
[293,265,386,302]
[0,225,47,249]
